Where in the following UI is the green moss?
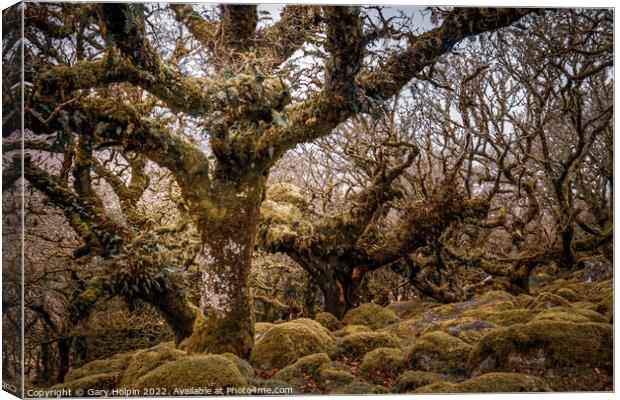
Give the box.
[468,321,613,378]
[180,305,254,357]
[314,312,343,331]
[393,370,447,392]
[406,331,472,376]
[120,342,185,386]
[413,373,548,393]
[409,316,497,346]
[413,381,457,393]
[132,354,247,391]
[485,309,539,326]
[64,351,134,382]
[250,318,334,369]
[359,347,406,378]
[343,303,399,329]
[531,307,608,324]
[54,373,119,391]
[336,332,400,358]
[221,353,254,378]
[370,384,389,393]
[318,368,355,392]
[254,322,274,339]
[554,287,580,302]
[526,292,572,309]
[273,353,331,383]
[455,372,548,392]
[332,324,371,337]
[386,300,438,319]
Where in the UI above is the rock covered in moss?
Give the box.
[250,318,334,369]
[132,354,247,391]
[254,322,274,340]
[314,312,343,331]
[273,353,331,384]
[359,347,406,378]
[120,342,185,386]
[343,303,400,329]
[554,287,580,302]
[64,351,134,382]
[406,331,472,376]
[468,321,612,390]
[485,309,541,326]
[336,332,400,358]
[526,292,572,309]
[455,372,548,392]
[412,381,456,393]
[531,307,607,324]
[318,368,355,392]
[393,370,448,392]
[332,324,371,337]
[414,372,548,393]
[221,353,254,378]
[54,373,120,391]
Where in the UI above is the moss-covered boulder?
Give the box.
[336,332,400,358]
[132,354,247,391]
[387,300,438,319]
[221,353,254,378]
[485,309,539,326]
[332,324,371,337]
[120,342,185,386]
[531,308,608,324]
[412,381,456,393]
[359,347,406,378]
[455,372,548,392]
[250,319,334,369]
[343,303,399,329]
[526,292,572,309]
[318,368,355,392]
[254,322,274,339]
[554,287,580,302]
[414,372,548,393]
[314,312,343,331]
[53,373,120,391]
[406,331,472,376]
[468,321,612,390]
[64,351,134,382]
[393,370,447,392]
[273,353,331,385]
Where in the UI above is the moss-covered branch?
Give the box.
[22,154,125,256]
[256,8,535,165]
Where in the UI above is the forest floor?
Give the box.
[49,268,612,395]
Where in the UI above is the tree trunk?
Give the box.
[142,290,197,344]
[57,338,70,383]
[319,266,366,319]
[40,341,51,383]
[181,173,264,358]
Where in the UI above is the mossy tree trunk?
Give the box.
[182,172,265,357]
[317,266,366,319]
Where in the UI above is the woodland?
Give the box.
[1,2,613,395]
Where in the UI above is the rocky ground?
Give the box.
[48,270,612,395]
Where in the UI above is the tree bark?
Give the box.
[318,266,366,319]
[181,172,265,357]
[57,338,70,382]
